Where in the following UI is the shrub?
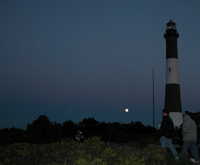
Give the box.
[0,136,190,165]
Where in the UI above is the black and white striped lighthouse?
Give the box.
[164,20,183,127]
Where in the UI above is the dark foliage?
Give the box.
[0,115,159,145]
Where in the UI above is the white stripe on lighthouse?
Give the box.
[166,58,180,84]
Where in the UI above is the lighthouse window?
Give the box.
[169,67,171,73]
[167,25,176,30]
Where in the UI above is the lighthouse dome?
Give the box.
[164,20,179,38]
[166,20,177,30]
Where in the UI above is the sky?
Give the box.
[1,0,200,129]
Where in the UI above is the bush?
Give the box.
[0,136,193,165]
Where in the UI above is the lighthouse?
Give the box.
[164,20,183,127]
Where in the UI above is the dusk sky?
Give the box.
[1,0,200,129]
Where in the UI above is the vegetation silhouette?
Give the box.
[0,115,159,145]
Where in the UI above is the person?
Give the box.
[180,111,200,163]
[75,130,84,142]
[160,109,179,160]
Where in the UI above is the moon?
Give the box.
[125,108,129,112]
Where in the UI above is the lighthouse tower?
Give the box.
[164,20,183,127]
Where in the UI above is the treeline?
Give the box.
[0,115,159,145]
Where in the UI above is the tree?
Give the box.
[78,117,100,138]
[62,120,77,138]
[26,115,54,143]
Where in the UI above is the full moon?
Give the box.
[125,108,129,112]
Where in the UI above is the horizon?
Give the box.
[1,114,157,130]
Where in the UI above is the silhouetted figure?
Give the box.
[75,130,84,142]
[180,111,200,163]
[160,109,179,160]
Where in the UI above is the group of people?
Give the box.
[160,109,199,163]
